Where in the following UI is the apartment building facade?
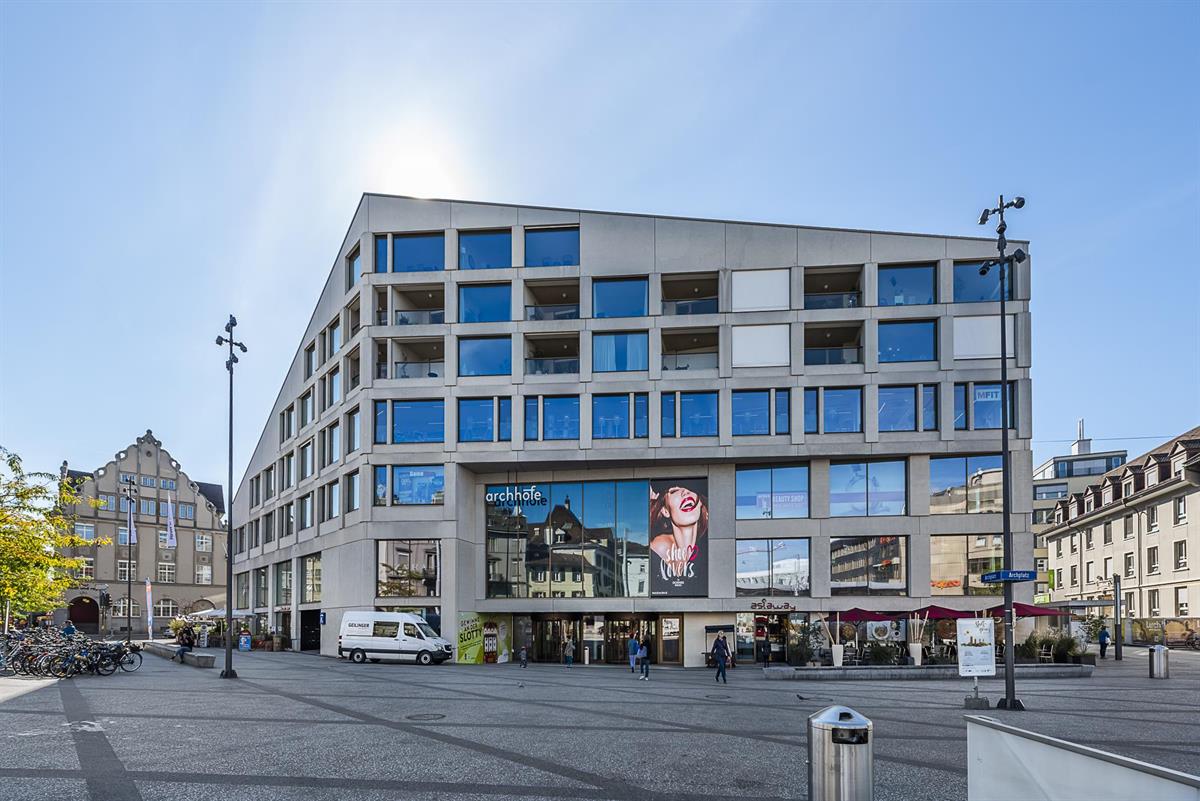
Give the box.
[1043,427,1199,627]
[232,194,1035,666]
[58,431,226,635]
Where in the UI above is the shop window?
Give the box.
[377,540,441,597]
[829,460,906,516]
[734,465,809,519]
[830,536,908,596]
[736,539,811,596]
[929,455,1004,514]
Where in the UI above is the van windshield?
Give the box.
[417,622,438,638]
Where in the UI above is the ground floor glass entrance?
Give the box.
[735,612,812,665]
[513,614,680,665]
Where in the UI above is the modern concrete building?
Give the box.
[231,194,1035,666]
[59,431,226,636]
[1031,421,1126,600]
[1043,426,1199,634]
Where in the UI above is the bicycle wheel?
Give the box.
[119,651,142,672]
[95,656,119,676]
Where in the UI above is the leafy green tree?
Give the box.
[0,447,106,616]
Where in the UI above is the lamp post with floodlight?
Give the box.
[215,315,247,679]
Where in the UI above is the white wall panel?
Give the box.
[732,269,790,312]
[732,324,790,367]
[954,314,1016,359]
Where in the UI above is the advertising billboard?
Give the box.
[649,478,709,598]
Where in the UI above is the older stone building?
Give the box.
[58,430,226,636]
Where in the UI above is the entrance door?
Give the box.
[299,609,321,651]
[605,618,657,663]
[532,617,582,662]
[67,596,99,634]
[659,616,682,664]
[276,611,292,649]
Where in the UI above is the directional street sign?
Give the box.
[981,569,1038,583]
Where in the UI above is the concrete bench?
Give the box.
[142,640,216,668]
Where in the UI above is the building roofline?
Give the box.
[1032,449,1128,477]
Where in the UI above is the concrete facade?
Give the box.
[232,194,1035,666]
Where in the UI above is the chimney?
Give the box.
[1071,419,1092,456]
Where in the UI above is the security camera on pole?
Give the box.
[976,195,1027,711]
[215,314,247,680]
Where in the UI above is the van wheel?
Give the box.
[349,649,367,664]
[417,651,433,666]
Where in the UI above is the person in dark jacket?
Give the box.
[172,625,195,663]
[627,633,640,673]
[712,633,730,684]
[61,620,77,638]
[1098,626,1111,659]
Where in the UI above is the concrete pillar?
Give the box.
[862,262,878,307]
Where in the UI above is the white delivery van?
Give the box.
[337,611,453,665]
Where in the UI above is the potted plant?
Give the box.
[865,640,894,666]
[1052,632,1079,663]
[1014,632,1040,664]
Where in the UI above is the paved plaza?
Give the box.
[1,646,1197,801]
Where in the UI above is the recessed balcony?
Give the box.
[525,335,579,376]
[388,340,444,379]
[662,273,719,316]
[662,328,718,371]
[805,266,862,310]
[804,324,862,365]
[392,287,444,326]
[525,280,580,321]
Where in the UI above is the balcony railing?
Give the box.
[805,291,861,309]
[395,309,445,326]
[375,311,387,326]
[663,297,718,315]
[662,352,718,371]
[804,346,861,366]
[525,356,579,376]
[525,303,580,321]
[375,363,388,379]
[392,360,445,379]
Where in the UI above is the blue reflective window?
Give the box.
[954,261,1012,303]
[459,230,511,269]
[823,388,862,433]
[393,233,444,272]
[878,386,917,432]
[954,384,968,430]
[830,460,907,517]
[498,397,511,441]
[680,392,718,437]
[971,382,1016,429]
[736,465,810,520]
[878,264,935,306]
[458,284,511,323]
[391,400,444,443]
[347,249,360,289]
[804,388,818,434]
[525,227,579,267]
[593,278,648,318]
[524,397,539,441]
[373,400,387,444]
[732,390,770,436]
[633,393,648,438]
[391,466,445,505]
[542,396,579,440]
[661,393,676,437]
[593,332,648,372]
[374,235,387,273]
[458,398,495,442]
[373,466,388,506]
[922,385,938,431]
[458,336,512,376]
[593,395,630,439]
[775,389,790,435]
[879,321,937,362]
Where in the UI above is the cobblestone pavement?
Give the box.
[2,645,1197,801]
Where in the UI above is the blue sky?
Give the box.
[1,2,1197,488]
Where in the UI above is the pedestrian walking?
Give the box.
[61,619,77,638]
[1098,626,1110,659]
[712,632,730,684]
[638,641,649,680]
[519,644,528,668]
[627,632,640,673]
[563,637,574,668]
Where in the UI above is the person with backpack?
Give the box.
[637,640,650,680]
[712,632,730,684]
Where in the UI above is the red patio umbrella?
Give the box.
[984,602,1066,618]
[908,604,977,619]
[826,608,897,645]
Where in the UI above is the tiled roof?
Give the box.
[1101,425,1200,480]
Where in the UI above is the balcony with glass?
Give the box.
[662,328,719,372]
[525,335,580,376]
[391,340,445,379]
[662,273,719,316]
[524,280,580,321]
[804,266,862,310]
[804,324,862,366]
[392,287,445,327]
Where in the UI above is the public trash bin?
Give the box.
[808,705,873,801]
[1149,644,1169,679]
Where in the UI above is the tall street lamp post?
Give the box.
[120,478,138,643]
[978,195,1027,710]
[215,315,247,680]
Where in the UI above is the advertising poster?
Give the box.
[457,612,512,664]
[649,478,709,598]
[956,618,996,677]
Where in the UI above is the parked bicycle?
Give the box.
[1,630,142,678]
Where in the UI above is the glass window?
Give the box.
[921,385,938,431]
[392,467,445,505]
[458,398,495,442]
[804,388,818,434]
[459,230,511,269]
[735,465,809,519]
[459,336,512,376]
[830,536,908,595]
[830,460,907,516]
[593,278,648,318]
[524,397,539,441]
[633,393,648,438]
[301,554,322,603]
[679,392,718,437]
[542,396,580,440]
[878,386,917,432]
[954,384,968,430]
[661,393,676,437]
[347,408,361,452]
[498,397,511,441]
[970,382,1016,429]
[775,389,790,435]
[275,561,292,605]
[823,388,862,433]
[458,283,511,323]
[374,235,387,273]
[593,332,648,372]
[391,400,444,443]
[954,261,1012,302]
[878,320,937,362]
[929,536,1003,596]
[593,394,630,439]
[373,466,388,506]
[1034,483,1068,500]
[373,400,387,444]
[393,233,444,272]
[524,227,579,267]
[878,264,935,306]
[378,540,441,596]
[736,539,811,597]
[929,455,1004,514]
[731,390,770,436]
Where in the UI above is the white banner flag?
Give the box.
[145,578,154,636]
[166,494,177,548]
[127,496,137,544]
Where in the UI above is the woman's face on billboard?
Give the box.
[661,485,702,527]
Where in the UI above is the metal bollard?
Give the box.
[808,705,873,801]
[1149,645,1169,679]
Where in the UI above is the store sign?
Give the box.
[484,485,549,512]
[748,600,797,612]
[457,612,512,664]
[975,386,1002,403]
[957,618,996,677]
[649,478,709,598]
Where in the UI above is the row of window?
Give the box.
[1054,500,1189,557]
[373,227,580,274]
[116,473,179,491]
[92,494,197,519]
[1056,541,1188,584]
[107,560,213,585]
[235,555,319,607]
[237,473,362,553]
[110,598,186,618]
[74,524,213,552]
